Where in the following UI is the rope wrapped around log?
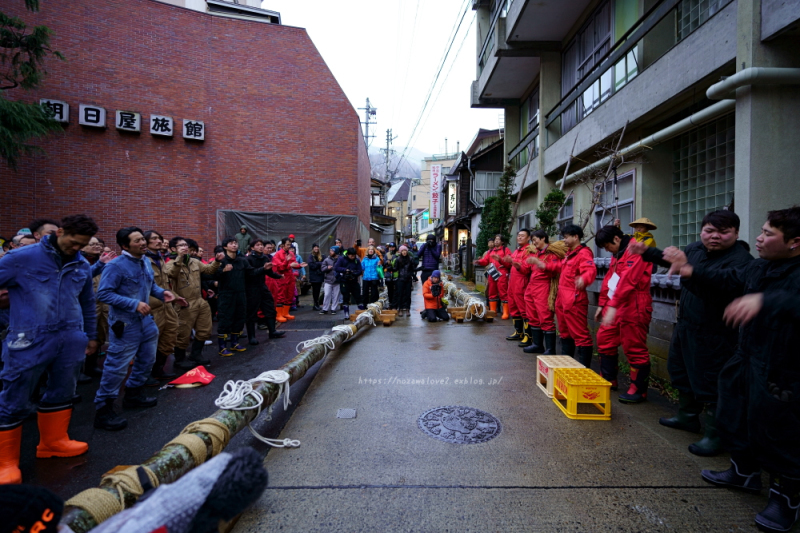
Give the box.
[61,290,388,532]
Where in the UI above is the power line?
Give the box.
[392,0,470,174]
[393,0,421,127]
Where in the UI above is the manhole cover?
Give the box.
[337,408,357,419]
[417,406,501,444]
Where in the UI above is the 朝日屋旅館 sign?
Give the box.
[40,99,205,141]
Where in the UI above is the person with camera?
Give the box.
[417,234,442,284]
[474,235,511,320]
[422,270,449,322]
[334,247,363,317]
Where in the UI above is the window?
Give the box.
[557,194,575,233]
[594,171,635,257]
[413,195,416,201]
[472,171,502,207]
[672,114,735,247]
[677,0,731,41]
[519,210,536,232]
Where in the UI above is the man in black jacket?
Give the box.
[663,206,800,533]
[216,238,251,356]
[245,239,286,345]
[630,210,752,456]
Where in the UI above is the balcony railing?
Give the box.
[477,0,511,75]
[508,126,538,170]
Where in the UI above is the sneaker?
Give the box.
[257,324,269,330]
[319,310,328,314]
[219,348,233,357]
[204,340,213,346]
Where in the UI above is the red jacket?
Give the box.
[598,240,652,320]
[528,246,559,284]
[271,249,296,283]
[475,246,511,273]
[422,279,445,309]
[508,246,532,281]
[546,245,597,311]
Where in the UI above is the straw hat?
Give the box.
[629,217,657,230]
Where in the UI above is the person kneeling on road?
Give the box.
[422,270,449,322]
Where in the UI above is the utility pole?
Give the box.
[358,98,377,148]
[382,128,398,182]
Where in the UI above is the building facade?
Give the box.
[470,0,800,377]
[1,0,371,251]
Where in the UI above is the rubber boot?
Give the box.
[94,400,128,431]
[659,391,702,433]
[151,350,176,380]
[266,318,286,338]
[275,305,287,323]
[284,306,296,320]
[506,318,523,341]
[489,301,498,313]
[542,331,558,355]
[343,304,350,319]
[229,334,247,352]
[688,406,721,456]
[173,346,195,371]
[756,475,800,533]
[702,457,762,494]
[0,425,22,484]
[576,345,592,367]
[501,301,510,320]
[524,328,545,354]
[218,334,232,357]
[246,321,259,345]
[189,338,211,366]
[35,407,88,458]
[123,386,158,409]
[599,353,619,390]
[619,363,650,404]
[560,337,576,357]
[518,321,533,347]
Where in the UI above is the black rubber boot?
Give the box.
[523,328,545,354]
[659,391,702,433]
[702,457,762,494]
[189,339,211,366]
[122,386,158,409]
[266,318,286,338]
[506,318,523,341]
[94,400,127,431]
[756,475,800,533]
[688,405,721,456]
[542,332,558,355]
[518,322,533,348]
[599,353,619,390]
[151,350,177,380]
[619,363,650,404]
[246,321,259,345]
[560,337,576,357]
[576,345,593,367]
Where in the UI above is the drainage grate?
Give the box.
[418,406,501,444]
[337,408,357,419]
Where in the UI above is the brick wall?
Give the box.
[0,0,371,251]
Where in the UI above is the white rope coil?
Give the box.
[463,297,486,321]
[355,310,376,327]
[296,335,337,356]
[332,324,355,340]
[214,370,300,448]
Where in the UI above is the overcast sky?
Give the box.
[263,0,501,161]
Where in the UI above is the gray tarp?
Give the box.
[216,210,368,258]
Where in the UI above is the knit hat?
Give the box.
[289,234,295,239]
[399,245,408,252]
[431,270,441,279]
[0,485,63,533]
[16,228,31,236]
[330,245,341,254]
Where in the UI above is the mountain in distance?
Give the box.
[369,146,428,183]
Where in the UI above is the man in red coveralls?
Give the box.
[522,230,559,354]
[271,238,306,322]
[503,229,533,347]
[474,235,511,319]
[595,225,654,403]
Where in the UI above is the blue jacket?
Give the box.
[361,255,382,281]
[97,252,165,324]
[0,235,97,338]
[418,242,441,270]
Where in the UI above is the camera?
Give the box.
[431,283,442,297]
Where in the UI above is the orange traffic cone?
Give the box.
[276,305,287,323]
[0,426,22,484]
[36,408,88,458]
[501,300,510,320]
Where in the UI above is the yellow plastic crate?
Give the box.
[536,356,585,398]
[552,368,612,420]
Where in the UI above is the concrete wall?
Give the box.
[0,0,369,252]
[543,0,738,177]
[761,0,800,40]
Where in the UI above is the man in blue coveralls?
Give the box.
[94,227,186,431]
[0,214,99,485]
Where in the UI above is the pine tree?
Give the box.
[0,0,64,170]
[534,188,567,239]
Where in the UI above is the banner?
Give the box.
[430,164,442,219]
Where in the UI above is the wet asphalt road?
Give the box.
[17,292,343,500]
